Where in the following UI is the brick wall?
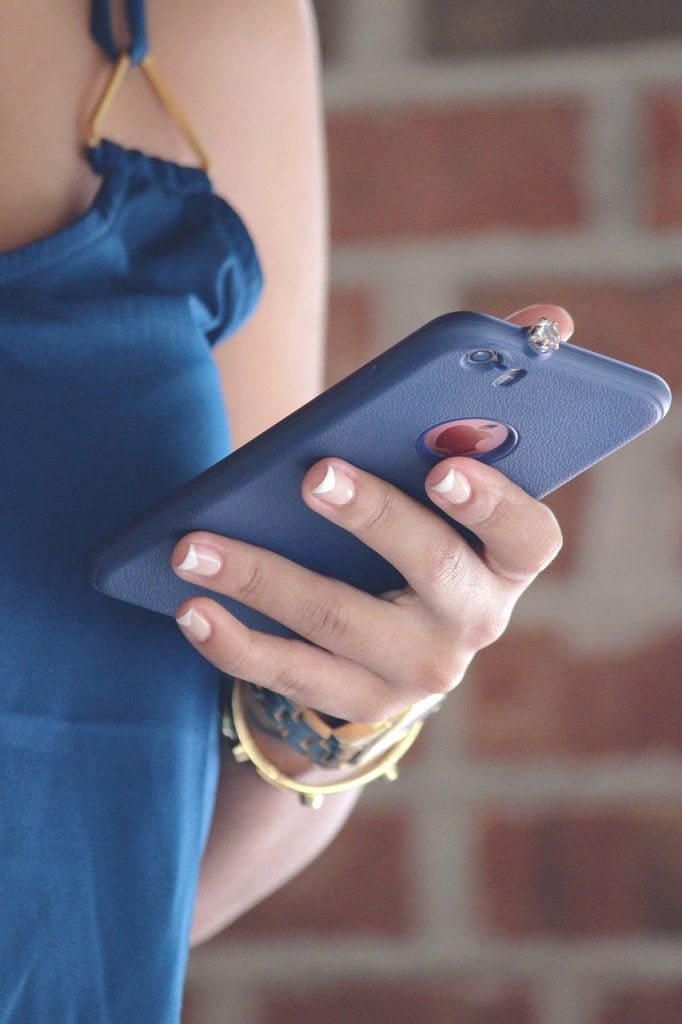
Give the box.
[186,4,682,1022]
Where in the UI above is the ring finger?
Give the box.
[172,532,430,682]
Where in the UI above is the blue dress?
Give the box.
[0,4,262,1020]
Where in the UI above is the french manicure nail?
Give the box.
[176,543,222,577]
[429,467,471,505]
[309,463,354,506]
[176,607,212,642]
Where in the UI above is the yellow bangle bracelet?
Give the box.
[227,678,424,809]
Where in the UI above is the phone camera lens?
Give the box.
[466,349,499,364]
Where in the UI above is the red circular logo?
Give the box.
[418,418,517,463]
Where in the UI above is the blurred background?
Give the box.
[186,2,682,1021]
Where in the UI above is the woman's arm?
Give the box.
[106,0,327,438]
[157,0,352,940]
[140,1,566,944]
[190,748,359,944]
[188,0,328,444]
[184,307,569,946]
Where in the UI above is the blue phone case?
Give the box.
[86,312,671,636]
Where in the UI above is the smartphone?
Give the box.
[85,311,671,637]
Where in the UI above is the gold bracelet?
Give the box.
[227,678,424,809]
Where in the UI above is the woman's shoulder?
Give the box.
[0,0,318,253]
[144,0,320,173]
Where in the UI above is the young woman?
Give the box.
[0,1,566,1019]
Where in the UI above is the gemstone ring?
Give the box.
[526,317,562,353]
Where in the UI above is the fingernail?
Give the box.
[176,607,212,642]
[175,543,222,577]
[309,463,354,506]
[428,467,471,505]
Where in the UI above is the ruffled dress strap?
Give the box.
[87,0,211,171]
[90,0,149,65]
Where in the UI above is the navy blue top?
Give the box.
[0,6,262,1017]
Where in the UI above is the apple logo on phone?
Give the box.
[417,417,518,464]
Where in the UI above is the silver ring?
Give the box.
[526,317,562,353]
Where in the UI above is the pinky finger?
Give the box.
[175,598,397,723]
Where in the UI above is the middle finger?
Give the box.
[301,457,487,611]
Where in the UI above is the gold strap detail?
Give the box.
[230,679,424,809]
[86,52,211,172]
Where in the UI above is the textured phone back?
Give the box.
[86,312,670,635]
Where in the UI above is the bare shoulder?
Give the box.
[105,0,325,259]
[103,0,320,173]
[0,0,320,252]
[0,0,326,441]
[143,0,322,199]
[141,0,328,445]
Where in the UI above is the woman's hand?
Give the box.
[174,305,571,723]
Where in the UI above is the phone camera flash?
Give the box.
[493,368,527,387]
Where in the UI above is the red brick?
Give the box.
[646,89,682,227]
[327,101,586,242]
[467,629,682,758]
[464,279,682,390]
[598,985,682,1024]
[260,980,535,1024]
[325,286,379,386]
[477,807,682,937]
[223,807,415,938]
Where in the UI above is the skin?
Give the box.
[1,0,569,947]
